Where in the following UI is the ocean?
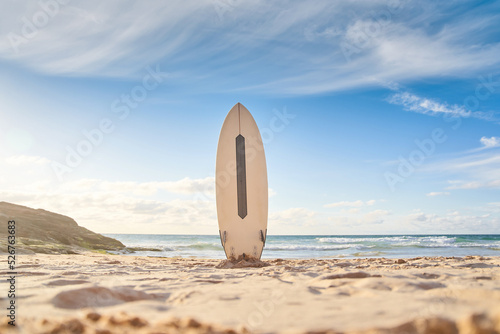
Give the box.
[104,234,500,259]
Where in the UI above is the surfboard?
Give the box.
[216,103,268,260]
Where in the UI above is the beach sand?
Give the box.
[2,254,500,333]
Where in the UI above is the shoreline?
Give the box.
[2,253,499,333]
[102,233,500,260]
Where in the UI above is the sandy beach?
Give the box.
[1,254,499,333]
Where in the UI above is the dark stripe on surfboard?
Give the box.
[236,134,247,219]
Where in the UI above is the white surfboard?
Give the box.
[216,103,268,260]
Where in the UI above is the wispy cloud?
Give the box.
[480,136,500,148]
[0,1,218,76]
[387,92,469,117]
[387,89,499,123]
[421,147,500,190]
[324,199,376,208]
[1,1,500,94]
[404,209,499,233]
[447,180,500,190]
[5,155,51,165]
[426,192,450,197]
[270,207,317,227]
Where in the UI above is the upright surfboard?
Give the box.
[216,103,268,260]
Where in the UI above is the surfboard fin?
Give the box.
[260,229,267,246]
[219,230,227,247]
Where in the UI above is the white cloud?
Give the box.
[85,177,215,196]
[387,92,470,117]
[160,177,215,195]
[407,210,429,222]
[0,155,53,181]
[252,7,500,95]
[420,147,500,190]
[0,1,213,76]
[5,155,51,165]
[363,209,391,224]
[480,136,500,148]
[324,199,376,208]
[444,154,500,170]
[0,1,499,95]
[269,207,317,227]
[426,192,450,197]
[323,207,499,234]
[0,172,304,234]
[404,209,499,233]
[0,174,218,234]
[325,200,363,208]
[447,180,500,190]
[0,186,218,234]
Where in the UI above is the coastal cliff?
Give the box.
[0,202,125,254]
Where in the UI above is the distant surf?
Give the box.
[104,234,500,259]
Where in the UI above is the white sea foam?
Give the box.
[265,244,365,251]
[105,234,500,259]
[317,236,458,248]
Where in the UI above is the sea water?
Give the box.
[104,234,500,259]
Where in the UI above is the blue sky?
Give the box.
[0,0,499,234]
